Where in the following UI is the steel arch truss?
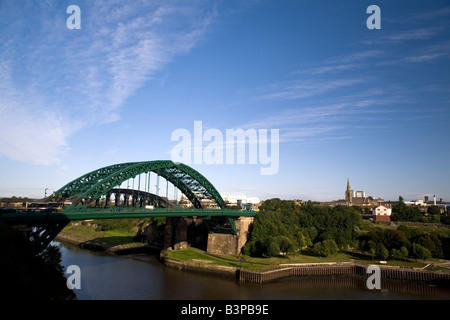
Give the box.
[53,161,225,209]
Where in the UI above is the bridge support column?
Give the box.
[164,217,205,251]
[164,217,189,251]
[114,192,120,207]
[105,192,111,208]
[206,217,254,256]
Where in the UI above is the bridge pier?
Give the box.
[206,217,253,256]
[163,216,254,256]
[164,217,206,251]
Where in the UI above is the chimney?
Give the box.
[433,195,436,205]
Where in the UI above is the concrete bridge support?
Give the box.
[164,217,205,251]
[206,217,254,256]
[163,216,254,256]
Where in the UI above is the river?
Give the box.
[58,241,450,300]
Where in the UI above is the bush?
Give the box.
[376,243,389,260]
[412,243,431,261]
[391,247,409,261]
[267,241,280,257]
[313,239,338,257]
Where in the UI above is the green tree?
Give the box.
[388,229,411,250]
[366,240,377,260]
[412,243,431,261]
[413,234,443,258]
[276,236,295,255]
[313,241,326,257]
[427,205,441,216]
[400,246,409,260]
[427,206,441,223]
[376,243,389,260]
[297,230,312,249]
[392,195,422,222]
[267,241,280,257]
[391,247,409,261]
[313,239,338,257]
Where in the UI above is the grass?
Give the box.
[359,219,450,237]
[164,248,269,269]
[240,250,352,265]
[163,247,435,271]
[62,223,140,246]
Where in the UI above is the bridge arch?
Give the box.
[53,160,225,209]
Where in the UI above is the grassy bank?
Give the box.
[163,247,433,271]
[61,222,142,247]
[163,248,269,270]
[60,218,450,272]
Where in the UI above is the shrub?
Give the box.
[412,243,431,261]
[313,239,338,257]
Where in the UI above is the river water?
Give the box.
[58,241,450,300]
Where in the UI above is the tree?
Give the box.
[313,241,326,257]
[366,240,377,260]
[392,195,422,222]
[376,243,389,260]
[297,230,312,249]
[413,234,443,258]
[313,239,338,257]
[267,241,280,257]
[427,205,441,216]
[427,206,441,223]
[391,247,408,261]
[276,236,295,255]
[412,243,431,261]
[388,229,410,250]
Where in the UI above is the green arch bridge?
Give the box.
[0,160,257,250]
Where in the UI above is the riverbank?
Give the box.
[55,232,151,255]
[56,229,450,290]
[160,249,450,289]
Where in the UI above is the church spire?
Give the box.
[345,178,353,202]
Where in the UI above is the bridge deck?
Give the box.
[0,207,257,223]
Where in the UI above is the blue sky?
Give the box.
[1,0,449,202]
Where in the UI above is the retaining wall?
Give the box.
[238,263,450,287]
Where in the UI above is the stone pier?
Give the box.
[164,217,205,251]
[163,216,254,256]
[206,217,254,256]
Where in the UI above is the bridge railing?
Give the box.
[0,206,257,223]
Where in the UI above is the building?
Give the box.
[373,205,392,222]
[221,192,260,205]
[354,191,366,198]
[343,179,384,209]
[345,178,353,203]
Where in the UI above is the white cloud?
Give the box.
[256,78,367,101]
[0,1,215,165]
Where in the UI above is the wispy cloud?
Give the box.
[0,1,215,165]
[256,78,367,101]
[242,42,419,145]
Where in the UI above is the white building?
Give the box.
[405,199,426,206]
[373,205,392,221]
[221,192,260,205]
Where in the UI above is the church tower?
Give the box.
[345,178,353,202]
